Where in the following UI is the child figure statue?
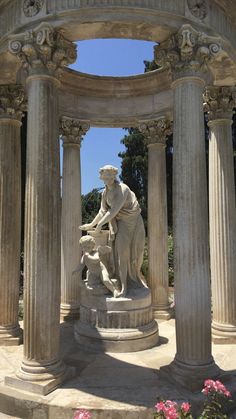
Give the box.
[73,235,119,298]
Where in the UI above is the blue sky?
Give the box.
[69,39,156,193]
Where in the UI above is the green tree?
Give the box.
[118,128,148,229]
[81,188,102,224]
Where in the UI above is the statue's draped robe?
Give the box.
[98,182,146,287]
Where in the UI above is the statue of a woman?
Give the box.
[80,165,147,297]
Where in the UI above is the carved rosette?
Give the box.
[204,86,236,121]
[60,116,90,146]
[154,24,222,79]
[139,118,172,146]
[23,0,44,17]
[187,0,207,20]
[9,23,77,78]
[0,85,26,121]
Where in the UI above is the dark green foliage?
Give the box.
[81,188,102,224]
[118,128,148,229]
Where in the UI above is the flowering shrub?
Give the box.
[154,400,192,419]
[154,380,233,419]
[74,409,91,419]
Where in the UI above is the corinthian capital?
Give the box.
[154,24,222,78]
[0,85,26,121]
[60,117,90,146]
[9,23,77,78]
[204,86,236,121]
[139,118,172,146]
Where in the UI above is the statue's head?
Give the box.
[99,165,118,186]
[79,235,96,252]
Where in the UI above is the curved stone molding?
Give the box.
[0,85,26,120]
[204,86,236,120]
[23,0,44,17]
[60,116,90,146]
[187,0,207,20]
[139,117,172,145]
[9,23,77,77]
[154,24,222,78]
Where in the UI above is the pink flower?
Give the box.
[165,406,179,419]
[74,409,91,419]
[181,402,191,413]
[202,379,232,398]
[155,401,166,412]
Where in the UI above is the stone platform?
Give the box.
[0,320,236,419]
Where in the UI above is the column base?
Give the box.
[60,303,80,321]
[212,322,236,344]
[160,357,221,392]
[0,325,23,346]
[153,304,174,320]
[5,359,75,395]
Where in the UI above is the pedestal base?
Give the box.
[160,358,221,392]
[153,305,174,320]
[60,303,80,321]
[75,287,159,352]
[0,325,23,346]
[212,323,236,344]
[5,361,75,396]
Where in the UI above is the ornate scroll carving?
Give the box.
[60,116,90,146]
[187,0,207,20]
[9,23,77,77]
[0,85,26,121]
[139,118,172,145]
[204,86,236,121]
[23,0,44,17]
[154,24,222,78]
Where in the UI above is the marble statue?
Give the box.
[80,165,147,297]
[73,235,119,297]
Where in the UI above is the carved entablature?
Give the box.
[8,23,77,78]
[204,86,236,121]
[154,24,222,79]
[139,118,172,146]
[0,85,26,121]
[60,116,90,146]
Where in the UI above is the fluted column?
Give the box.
[6,23,77,395]
[60,117,89,321]
[0,85,25,345]
[139,118,172,319]
[154,24,221,388]
[204,86,236,343]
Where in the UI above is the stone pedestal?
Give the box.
[0,85,25,346]
[6,23,77,395]
[60,117,89,321]
[205,87,236,344]
[139,118,172,320]
[75,287,159,352]
[154,24,221,388]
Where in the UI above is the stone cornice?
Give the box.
[139,117,172,146]
[0,84,26,120]
[60,116,90,146]
[154,24,222,79]
[204,86,236,121]
[8,23,77,78]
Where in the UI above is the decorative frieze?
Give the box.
[204,86,236,121]
[0,85,26,121]
[154,24,222,78]
[139,118,172,145]
[9,23,77,77]
[60,116,90,146]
